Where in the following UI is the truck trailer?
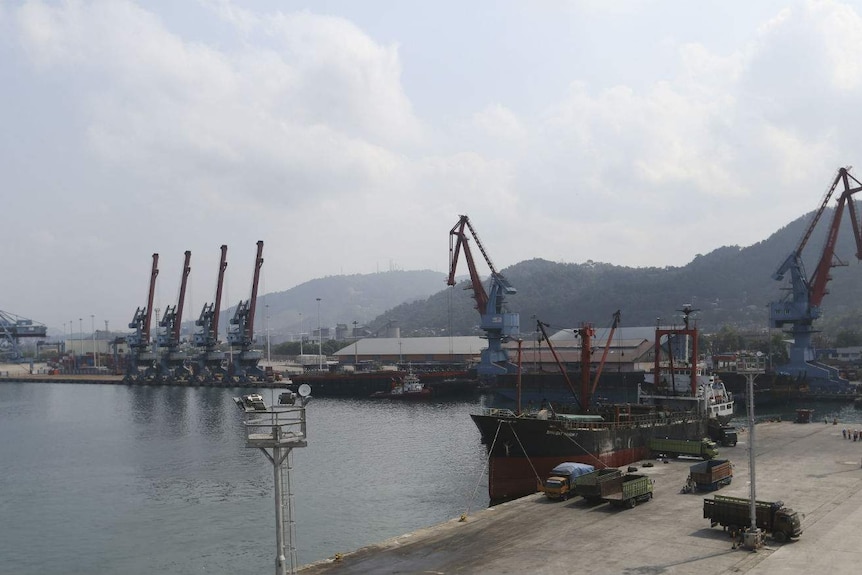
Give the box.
[703,495,802,542]
[602,474,654,509]
[573,468,624,503]
[687,459,733,492]
[649,437,718,460]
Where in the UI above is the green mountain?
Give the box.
[248,208,862,345]
[369,209,862,338]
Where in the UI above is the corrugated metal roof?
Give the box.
[333,336,487,357]
[550,326,657,342]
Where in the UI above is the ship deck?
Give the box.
[299,418,862,574]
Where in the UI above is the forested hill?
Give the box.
[373,208,862,336]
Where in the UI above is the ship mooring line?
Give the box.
[506,420,542,485]
[462,419,504,520]
[558,427,607,468]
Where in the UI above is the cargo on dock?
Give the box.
[298,420,862,574]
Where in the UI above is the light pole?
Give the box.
[63,322,67,354]
[91,315,97,368]
[353,320,358,366]
[299,313,303,356]
[79,318,83,359]
[316,298,322,370]
[265,304,271,363]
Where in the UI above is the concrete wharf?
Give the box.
[300,419,862,574]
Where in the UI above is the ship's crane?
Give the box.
[125,253,159,382]
[447,215,519,378]
[769,167,862,392]
[192,245,228,382]
[154,250,192,381]
[0,310,47,360]
[227,240,266,382]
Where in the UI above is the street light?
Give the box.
[91,315,97,368]
[314,300,324,368]
[299,312,303,355]
[79,318,83,359]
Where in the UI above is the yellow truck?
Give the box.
[541,462,595,501]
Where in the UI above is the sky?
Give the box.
[3,0,862,334]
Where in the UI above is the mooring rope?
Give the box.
[506,420,542,484]
[462,419,503,520]
[557,426,608,468]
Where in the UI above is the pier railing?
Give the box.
[244,405,309,449]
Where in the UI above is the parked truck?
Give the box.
[602,474,654,508]
[708,420,738,446]
[703,495,803,542]
[541,462,595,501]
[649,437,718,459]
[686,459,732,492]
[573,468,624,503]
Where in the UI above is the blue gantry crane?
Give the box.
[0,309,47,360]
[769,167,862,392]
[447,215,519,379]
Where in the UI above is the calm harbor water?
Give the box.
[0,382,490,575]
[2,382,861,574]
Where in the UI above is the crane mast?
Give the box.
[447,215,519,378]
[768,167,862,391]
[194,245,228,351]
[192,245,229,382]
[227,241,266,382]
[153,251,193,382]
[157,250,192,351]
[125,253,159,381]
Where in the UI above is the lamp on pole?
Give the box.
[316,298,322,370]
[299,313,303,356]
[78,318,83,358]
[91,315,97,368]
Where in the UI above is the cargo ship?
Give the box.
[472,308,723,501]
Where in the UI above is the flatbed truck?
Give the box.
[703,495,802,542]
[602,474,654,508]
[649,437,718,459]
[573,468,624,503]
[687,459,733,492]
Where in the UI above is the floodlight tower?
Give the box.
[238,385,312,575]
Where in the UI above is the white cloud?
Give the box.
[5,0,862,330]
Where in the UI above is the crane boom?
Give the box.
[591,310,621,396]
[158,251,191,350]
[447,215,519,378]
[769,166,862,392]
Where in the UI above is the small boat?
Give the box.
[370,372,432,400]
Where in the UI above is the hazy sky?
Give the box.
[3,0,862,333]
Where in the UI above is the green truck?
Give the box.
[703,495,803,542]
[602,474,654,508]
[649,437,718,460]
[708,420,738,447]
[573,468,624,503]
